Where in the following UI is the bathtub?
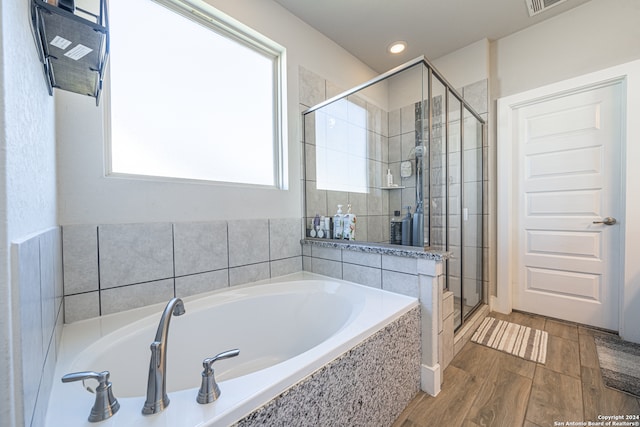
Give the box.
[45,272,420,426]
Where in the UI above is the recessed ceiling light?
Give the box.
[388,41,406,54]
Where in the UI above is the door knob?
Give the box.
[593,217,617,225]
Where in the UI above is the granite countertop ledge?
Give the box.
[301,238,450,261]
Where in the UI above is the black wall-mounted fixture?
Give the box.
[31,0,109,106]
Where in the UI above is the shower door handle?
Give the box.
[593,217,617,225]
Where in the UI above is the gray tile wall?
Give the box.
[63,218,303,323]
[12,227,64,427]
[302,245,421,298]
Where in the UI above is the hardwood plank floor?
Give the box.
[393,312,640,427]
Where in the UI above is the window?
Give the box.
[107,0,285,187]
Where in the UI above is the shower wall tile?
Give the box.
[401,132,416,161]
[389,109,401,137]
[298,66,325,107]
[462,80,488,115]
[367,103,388,137]
[367,189,384,216]
[228,219,270,267]
[348,192,367,216]
[388,135,401,163]
[355,216,369,242]
[401,104,415,134]
[304,143,316,180]
[173,221,228,276]
[99,223,174,288]
[304,112,316,145]
[176,270,228,298]
[101,279,175,315]
[64,291,100,323]
[366,216,385,243]
[306,181,328,217]
[62,224,99,294]
[270,218,303,260]
[229,262,270,286]
[367,131,383,162]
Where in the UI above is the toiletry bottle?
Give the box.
[390,210,403,245]
[386,169,394,187]
[401,206,413,246]
[318,216,326,238]
[412,203,424,247]
[343,204,357,241]
[324,217,332,239]
[309,217,316,238]
[333,205,344,239]
[312,213,321,238]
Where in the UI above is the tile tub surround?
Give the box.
[235,306,421,427]
[62,218,303,322]
[302,238,448,396]
[12,227,64,427]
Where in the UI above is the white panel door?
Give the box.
[513,82,622,330]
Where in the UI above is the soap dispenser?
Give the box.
[333,205,344,240]
[401,206,413,246]
[343,204,357,241]
[390,210,402,245]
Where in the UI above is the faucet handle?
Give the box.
[197,349,240,404]
[62,370,120,422]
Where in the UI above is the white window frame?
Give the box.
[104,0,287,188]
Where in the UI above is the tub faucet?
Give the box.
[142,297,185,415]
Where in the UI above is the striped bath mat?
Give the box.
[472,317,548,364]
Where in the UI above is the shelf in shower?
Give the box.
[381,186,406,190]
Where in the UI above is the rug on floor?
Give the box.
[471,317,548,364]
[594,334,640,398]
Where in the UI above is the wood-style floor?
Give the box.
[393,311,640,427]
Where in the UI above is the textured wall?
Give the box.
[1,0,57,426]
[235,306,421,427]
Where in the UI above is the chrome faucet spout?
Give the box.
[142,298,185,415]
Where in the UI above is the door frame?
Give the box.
[495,60,640,343]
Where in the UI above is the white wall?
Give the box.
[0,0,58,425]
[490,0,640,338]
[57,0,378,225]
[491,0,640,99]
[432,38,490,90]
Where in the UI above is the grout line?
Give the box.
[96,226,102,316]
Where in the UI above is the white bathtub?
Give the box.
[45,272,418,426]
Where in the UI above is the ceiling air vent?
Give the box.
[525,0,568,17]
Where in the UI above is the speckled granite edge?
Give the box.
[301,238,449,260]
[233,306,421,427]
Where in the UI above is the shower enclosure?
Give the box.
[302,57,486,330]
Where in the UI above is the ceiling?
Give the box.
[272,0,592,73]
